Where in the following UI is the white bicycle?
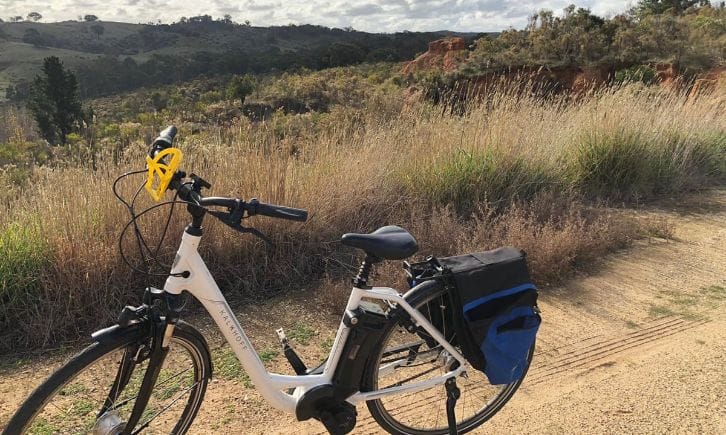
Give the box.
[4,127,530,435]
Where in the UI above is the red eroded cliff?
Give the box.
[401,37,467,75]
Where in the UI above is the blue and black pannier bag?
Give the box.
[406,247,540,385]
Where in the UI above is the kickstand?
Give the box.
[445,377,460,435]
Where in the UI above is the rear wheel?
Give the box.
[363,281,533,434]
[4,321,211,435]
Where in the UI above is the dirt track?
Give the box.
[1,190,724,434]
[481,191,726,435]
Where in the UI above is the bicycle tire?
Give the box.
[363,280,534,435]
[3,321,211,435]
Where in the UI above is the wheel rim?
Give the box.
[369,289,526,434]
[23,336,205,435]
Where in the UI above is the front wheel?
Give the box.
[363,281,533,434]
[3,321,211,435]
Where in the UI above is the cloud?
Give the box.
[348,3,384,16]
[243,1,279,11]
[0,0,633,32]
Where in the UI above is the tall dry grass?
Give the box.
[0,83,723,352]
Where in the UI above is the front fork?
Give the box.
[98,288,184,435]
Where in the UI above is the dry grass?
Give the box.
[0,83,723,352]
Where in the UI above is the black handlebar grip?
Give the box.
[255,201,308,222]
[150,125,178,157]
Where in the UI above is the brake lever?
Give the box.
[207,209,273,245]
[236,226,273,245]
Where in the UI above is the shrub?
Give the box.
[0,221,51,346]
[567,130,655,198]
[403,148,553,212]
[614,66,658,85]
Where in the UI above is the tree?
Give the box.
[634,0,710,16]
[322,42,366,67]
[83,14,99,22]
[28,57,84,145]
[22,28,44,47]
[150,91,168,111]
[90,23,104,39]
[226,74,255,105]
[27,12,42,22]
[10,16,23,22]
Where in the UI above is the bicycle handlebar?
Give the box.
[247,199,308,222]
[153,126,308,225]
[199,197,308,222]
[149,125,178,158]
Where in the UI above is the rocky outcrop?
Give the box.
[401,37,467,75]
[457,65,612,100]
[571,66,611,93]
[655,63,679,89]
[689,65,726,103]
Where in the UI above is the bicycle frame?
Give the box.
[163,230,468,415]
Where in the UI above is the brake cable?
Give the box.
[117,199,195,277]
[114,170,274,279]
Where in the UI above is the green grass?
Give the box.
[700,284,726,300]
[60,382,89,395]
[403,148,552,211]
[0,220,51,322]
[27,417,58,435]
[1,76,724,354]
[568,130,655,198]
[660,290,699,307]
[154,367,195,400]
[0,356,29,373]
[212,347,253,387]
[568,129,726,199]
[258,349,279,363]
[320,337,335,354]
[69,398,94,417]
[624,320,639,329]
[288,325,317,346]
[648,305,676,317]
[649,285,724,319]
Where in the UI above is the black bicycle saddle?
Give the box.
[341,225,418,260]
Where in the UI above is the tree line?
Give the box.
[462,1,724,76]
[5,24,462,101]
[14,0,726,146]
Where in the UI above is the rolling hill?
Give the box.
[0,18,483,101]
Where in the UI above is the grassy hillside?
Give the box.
[0,70,723,351]
[0,19,481,101]
[0,4,723,353]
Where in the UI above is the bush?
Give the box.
[226,74,255,105]
[403,148,553,212]
[567,130,655,198]
[0,221,51,347]
[614,66,658,85]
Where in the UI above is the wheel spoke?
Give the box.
[366,285,531,433]
[132,380,201,434]
[8,328,209,435]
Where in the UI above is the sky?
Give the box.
[1,0,634,32]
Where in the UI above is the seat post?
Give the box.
[352,254,379,288]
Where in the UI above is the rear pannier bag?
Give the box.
[436,247,540,385]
